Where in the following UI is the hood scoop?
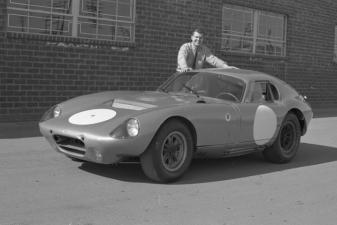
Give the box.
[111,98,157,111]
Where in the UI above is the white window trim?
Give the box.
[72,0,80,37]
[334,26,337,62]
[7,0,136,42]
[222,4,287,57]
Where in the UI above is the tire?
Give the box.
[263,113,301,163]
[140,120,193,183]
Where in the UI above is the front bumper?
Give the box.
[39,121,152,164]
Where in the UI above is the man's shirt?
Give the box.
[177,42,228,71]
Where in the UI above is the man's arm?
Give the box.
[177,43,192,72]
[204,46,232,68]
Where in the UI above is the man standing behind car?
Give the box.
[177,29,236,72]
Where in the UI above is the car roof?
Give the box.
[194,68,278,83]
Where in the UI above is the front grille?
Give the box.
[53,135,86,156]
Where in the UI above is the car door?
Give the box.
[236,80,286,146]
[192,76,242,146]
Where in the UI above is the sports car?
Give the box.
[39,68,313,182]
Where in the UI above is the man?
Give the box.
[177,29,236,72]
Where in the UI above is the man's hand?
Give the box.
[223,65,238,69]
[178,67,193,72]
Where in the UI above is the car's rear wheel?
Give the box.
[263,113,301,163]
[140,120,193,183]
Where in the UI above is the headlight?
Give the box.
[126,118,140,137]
[53,106,62,118]
[40,105,62,122]
[110,118,140,139]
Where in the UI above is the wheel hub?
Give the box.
[161,131,187,172]
[280,123,295,152]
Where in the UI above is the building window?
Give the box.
[334,26,337,62]
[222,5,286,57]
[7,0,135,42]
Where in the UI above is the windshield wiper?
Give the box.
[183,84,200,98]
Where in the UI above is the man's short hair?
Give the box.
[192,28,204,36]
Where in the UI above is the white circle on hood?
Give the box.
[68,109,116,125]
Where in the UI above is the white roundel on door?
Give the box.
[253,105,277,145]
[69,109,117,125]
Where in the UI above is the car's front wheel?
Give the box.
[140,120,193,183]
[263,112,301,163]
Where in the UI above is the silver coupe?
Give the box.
[39,68,313,182]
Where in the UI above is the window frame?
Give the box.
[222,4,287,57]
[334,25,337,62]
[6,0,136,43]
[245,80,280,103]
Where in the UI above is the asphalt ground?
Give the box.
[0,107,336,139]
[1,108,337,225]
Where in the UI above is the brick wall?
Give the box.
[220,0,337,106]
[1,0,337,122]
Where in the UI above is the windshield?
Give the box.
[159,72,246,102]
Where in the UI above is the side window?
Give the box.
[267,83,280,101]
[250,82,267,103]
[210,76,245,102]
[249,81,279,103]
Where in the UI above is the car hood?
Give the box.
[57,90,207,118]
[40,90,233,137]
